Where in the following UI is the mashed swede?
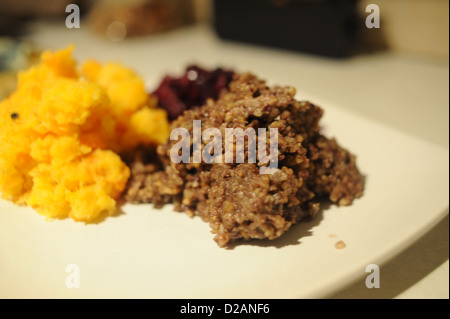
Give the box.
[0,46,169,221]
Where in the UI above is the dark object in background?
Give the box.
[213,0,359,58]
[154,65,234,120]
[0,0,92,36]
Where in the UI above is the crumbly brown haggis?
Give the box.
[126,73,364,247]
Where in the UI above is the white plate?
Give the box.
[0,93,448,299]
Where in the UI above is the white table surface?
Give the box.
[24,21,449,299]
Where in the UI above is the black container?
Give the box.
[213,0,359,58]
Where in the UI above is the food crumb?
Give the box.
[335,240,346,250]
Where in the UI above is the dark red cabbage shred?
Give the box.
[153,65,234,120]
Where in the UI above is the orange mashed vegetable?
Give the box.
[0,46,169,221]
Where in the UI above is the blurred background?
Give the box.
[1,0,448,56]
[0,0,448,298]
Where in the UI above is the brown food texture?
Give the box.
[125,72,365,247]
[335,240,347,250]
